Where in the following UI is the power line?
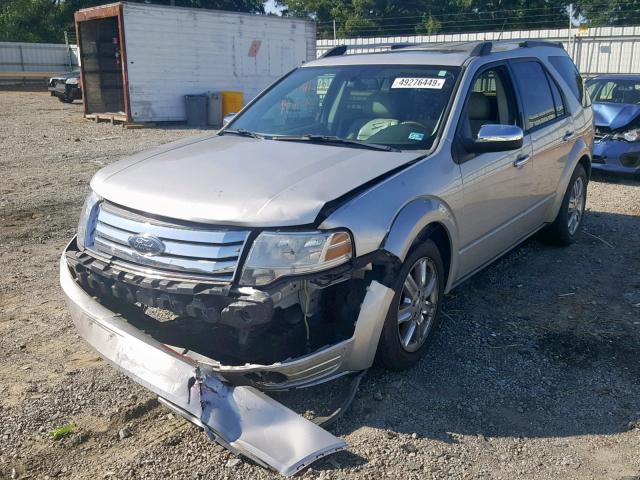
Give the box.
[317,15,640,38]
[315,0,640,25]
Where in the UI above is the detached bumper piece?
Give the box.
[60,256,346,475]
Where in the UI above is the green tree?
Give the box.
[279,0,573,38]
[575,0,640,26]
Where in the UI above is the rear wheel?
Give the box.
[376,240,444,370]
[540,164,588,245]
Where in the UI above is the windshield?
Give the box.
[586,78,640,105]
[227,65,461,150]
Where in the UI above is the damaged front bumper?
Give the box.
[593,137,640,174]
[60,253,395,474]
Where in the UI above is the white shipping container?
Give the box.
[75,2,316,122]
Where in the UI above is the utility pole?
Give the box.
[333,19,337,45]
[568,3,573,56]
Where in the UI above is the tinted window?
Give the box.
[546,72,566,117]
[511,61,557,130]
[549,56,585,104]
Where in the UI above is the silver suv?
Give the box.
[60,41,593,474]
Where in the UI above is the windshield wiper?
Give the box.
[220,128,264,139]
[272,134,400,152]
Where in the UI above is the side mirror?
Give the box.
[222,113,237,126]
[464,124,524,153]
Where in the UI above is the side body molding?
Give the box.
[383,197,460,293]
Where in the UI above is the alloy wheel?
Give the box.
[397,257,439,353]
[567,176,585,235]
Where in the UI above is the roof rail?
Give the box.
[519,40,564,49]
[470,41,493,57]
[321,45,348,58]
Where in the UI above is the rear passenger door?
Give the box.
[509,60,574,221]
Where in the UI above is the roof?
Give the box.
[307,40,566,68]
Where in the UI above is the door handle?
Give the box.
[513,154,530,168]
[563,131,575,141]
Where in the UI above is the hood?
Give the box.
[593,102,640,130]
[91,134,419,227]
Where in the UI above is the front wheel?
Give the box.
[540,164,588,246]
[376,240,444,371]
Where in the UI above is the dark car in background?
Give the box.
[48,70,82,103]
[586,75,640,176]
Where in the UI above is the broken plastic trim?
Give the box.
[60,256,346,475]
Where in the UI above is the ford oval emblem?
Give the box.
[128,234,165,256]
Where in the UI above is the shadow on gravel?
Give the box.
[316,208,640,447]
[591,170,640,186]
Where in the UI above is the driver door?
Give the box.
[455,64,536,278]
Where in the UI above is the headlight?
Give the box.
[65,77,79,85]
[76,191,101,250]
[240,230,353,286]
[613,128,640,142]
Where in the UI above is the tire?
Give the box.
[376,239,445,371]
[540,164,588,246]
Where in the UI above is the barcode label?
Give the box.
[391,77,446,89]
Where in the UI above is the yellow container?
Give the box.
[221,91,243,116]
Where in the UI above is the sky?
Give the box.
[264,0,284,15]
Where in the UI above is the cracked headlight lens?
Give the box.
[240,230,353,286]
[76,191,101,250]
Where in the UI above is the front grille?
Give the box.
[86,202,250,283]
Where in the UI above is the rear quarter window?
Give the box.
[549,56,587,106]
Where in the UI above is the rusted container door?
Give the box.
[75,4,130,119]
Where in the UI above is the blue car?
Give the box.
[586,75,640,176]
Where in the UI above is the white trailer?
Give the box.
[75,2,316,122]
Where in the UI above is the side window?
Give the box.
[461,66,518,139]
[546,72,566,117]
[510,61,557,130]
[548,56,587,106]
[597,81,616,101]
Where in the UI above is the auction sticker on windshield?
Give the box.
[391,77,445,89]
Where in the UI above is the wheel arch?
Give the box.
[382,197,458,292]
[546,139,591,223]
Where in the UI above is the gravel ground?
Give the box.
[1,91,639,480]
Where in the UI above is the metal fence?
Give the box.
[0,42,79,84]
[317,25,640,77]
[1,24,639,85]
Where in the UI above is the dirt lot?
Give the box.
[1,90,639,480]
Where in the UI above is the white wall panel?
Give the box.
[0,42,79,73]
[122,3,315,122]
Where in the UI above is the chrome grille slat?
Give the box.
[99,206,248,244]
[87,202,249,282]
[95,222,243,259]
